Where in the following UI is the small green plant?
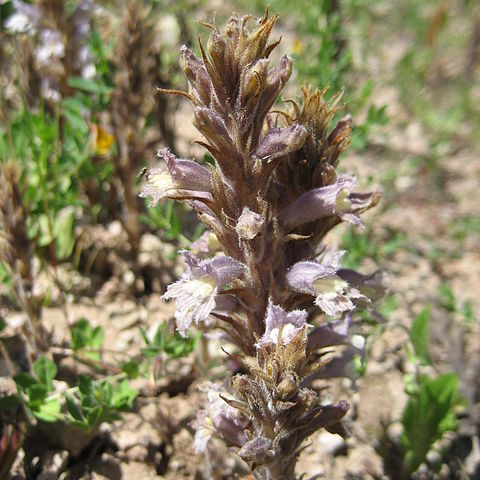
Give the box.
[400,306,463,476]
[340,225,406,269]
[1,102,92,264]
[140,322,200,360]
[437,281,474,326]
[65,375,138,432]
[12,355,138,430]
[137,321,201,383]
[13,356,62,423]
[70,317,105,361]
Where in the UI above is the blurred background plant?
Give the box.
[0,0,202,296]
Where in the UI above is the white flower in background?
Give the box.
[36,30,65,64]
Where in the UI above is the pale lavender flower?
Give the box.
[278,175,376,230]
[337,268,387,304]
[287,251,367,316]
[192,382,248,452]
[307,314,366,380]
[236,207,264,240]
[162,251,245,335]
[257,302,310,346]
[140,148,213,206]
[190,230,220,255]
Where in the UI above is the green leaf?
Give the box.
[164,332,199,358]
[71,318,104,360]
[78,375,94,398]
[409,306,431,366]
[33,356,57,391]
[0,316,6,332]
[26,383,49,406]
[139,326,151,346]
[90,326,104,348]
[65,393,84,422]
[34,398,61,422]
[68,77,114,95]
[121,360,140,379]
[14,372,38,390]
[141,346,161,358]
[68,419,91,432]
[53,207,76,260]
[71,318,90,351]
[0,262,11,286]
[86,405,104,426]
[0,394,21,410]
[152,324,166,350]
[401,372,461,474]
[37,214,54,247]
[437,282,456,312]
[111,380,138,410]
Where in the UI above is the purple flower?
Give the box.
[278,175,377,230]
[254,125,307,162]
[192,382,248,452]
[140,148,213,206]
[190,230,220,255]
[307,315,357,351]
[162,251,245,335]
[257,302,310,346]
[287,251,367,316]
[337,268,387,304]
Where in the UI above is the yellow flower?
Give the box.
[89,124,114,156]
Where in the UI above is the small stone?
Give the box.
[107,221,123,237]
[125,445,149,462]
[387,422,403,442]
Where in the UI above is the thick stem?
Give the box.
[254,456,297,480]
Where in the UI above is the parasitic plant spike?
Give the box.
[142,11,382,479]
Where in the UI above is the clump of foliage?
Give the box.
[142,11,384,478]
[400,306,463,477]
[1,0,191,280]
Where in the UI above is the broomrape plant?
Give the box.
[141,11,382,479]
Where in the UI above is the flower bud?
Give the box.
[255,125,307,162]
[236,207,264,240]
[238,436,273,464]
